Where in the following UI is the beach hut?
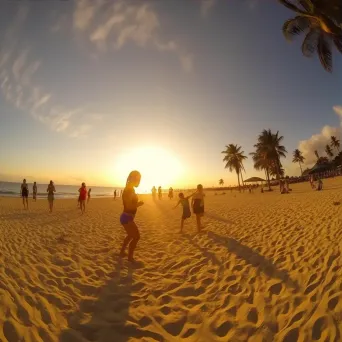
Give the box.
[244,177,265,183]
[308,163,332,174]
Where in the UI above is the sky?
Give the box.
[0,0,341,190]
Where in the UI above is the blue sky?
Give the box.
[0,0,341,188]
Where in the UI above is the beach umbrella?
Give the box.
[244,177,266,183]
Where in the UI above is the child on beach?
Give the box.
[87,188,91,203]
[192,184,205,232]
[173,192,194,233]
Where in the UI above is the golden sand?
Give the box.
[0,178,342,341]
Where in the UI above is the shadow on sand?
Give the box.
[205,212,234,225]
[59,259,160,342]
[183,233,221,268]
[206,231,299,291]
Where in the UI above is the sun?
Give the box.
[113,146,184,192]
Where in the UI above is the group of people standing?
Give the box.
[20,179,56,212]
[151,186,175,200]
[20,179,92,213]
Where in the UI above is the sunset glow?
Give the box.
[113,146,184,192]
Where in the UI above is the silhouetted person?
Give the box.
[119,171,144,262]
[21,179,29,209]
[47,180,56,213]
[33,182,37,201]
[168,187,174,200]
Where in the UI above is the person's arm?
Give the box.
[53,186,56,192]
[186,191,197,200]
[173,200,181,209]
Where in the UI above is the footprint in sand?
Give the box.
[312,316,328,340]
[282,327,299,342]
[269,283,282,296]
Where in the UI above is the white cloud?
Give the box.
[298,107,342,165]
[201,0,217,17]
[0,7,95,139]
[73,0,99,31]
[74,0,193,72]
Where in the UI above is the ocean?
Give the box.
[0,181,122,199]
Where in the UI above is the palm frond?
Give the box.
[278,0,309,15]
[318,34,332,72]
[333,35,342,54]
[302,29,319,56]
[283,17,312,41]
[299,0,314,13]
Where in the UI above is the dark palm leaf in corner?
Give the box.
[279,0,342,72]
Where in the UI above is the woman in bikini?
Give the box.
[119,170,144,262]
[192,184,205,232]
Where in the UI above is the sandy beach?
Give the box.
[0,178,342,341]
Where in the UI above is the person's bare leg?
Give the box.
[120,235,132,256]
[120,224,133,256]
[26,198,28,210]
[128,222,140,262]
[196,215,201,232]
[180,218,184,233]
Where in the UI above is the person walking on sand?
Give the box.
[192,184,205,232]
[173,192,195,233]
[33,182,37,201]
[87,188,92,203]
[20,179,29,210]
[158,186,162,200]
[78,182,87,214]
[168,187,174,200]
[114,189,117,200]
[309,174,316,189]
[47,180,56,213]
[152,186,157,200]
[119,170,144,262]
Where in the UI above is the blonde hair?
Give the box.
[126,170,141,186]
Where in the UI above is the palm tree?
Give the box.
[222,144,247,192]
[253,129,287,182]
[280,0,342,72]
[317,156,329,164]
[292,149,305,174]
[330,136,340,153]
[250,151,272,190]
[314,150,320,159]
[219,179,224,186]
[325,144,334,158]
